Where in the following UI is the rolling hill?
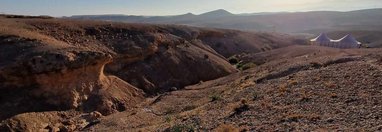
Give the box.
[68,8,382,47]
[68,8,382,33]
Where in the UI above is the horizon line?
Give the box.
[1,7,381,17]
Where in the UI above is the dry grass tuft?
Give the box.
[329,93,338,98]
[287,79,298,85]
[281,113,321,123]
[278,83,288,94]
[209,94,222,102]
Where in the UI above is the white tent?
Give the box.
[310,33,332,46]
[332,34,361,48]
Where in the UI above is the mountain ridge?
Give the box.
[199,9,234,17]
[67,8,382,34]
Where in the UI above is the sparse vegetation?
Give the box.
[299,89,312,102]
[235,62,244,69]
[278,83,288,94]
[287,79,298,85]
[252,91,258,101]
[228,56,256,70]
[234,62,256,71]
[209,94,222,102]
[240,98,247,105]
[240,62,256,70]
[165,116,172,123]
[182,105,197,111]
[231,98,250,116]
[233,103,249,115]
[228,57,239,64]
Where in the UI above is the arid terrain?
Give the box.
[0,15,382,132]
[0,15,295,131]
[87,46,382,131]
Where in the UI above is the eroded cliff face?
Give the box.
[23,20,295,94]
[0,36,144,120]
[30,51,115,108]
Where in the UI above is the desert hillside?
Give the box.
[0,15,299,131]
[85,45,382,131]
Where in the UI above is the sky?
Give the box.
[1,0,382,17]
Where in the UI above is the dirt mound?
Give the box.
[85,46,382,131]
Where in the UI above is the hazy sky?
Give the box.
[1,0,382,16]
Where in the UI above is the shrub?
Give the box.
[183,105,197,111]
[279,84,288,93]
[228,57,239,64]
[233,61,256,71]
[240,98,248,105]
[241,63,256,70]
[209,94,221,102]
[252,91,258,101]
[236,63,244,69]
[164,116,172,123]
[233,102,249,115]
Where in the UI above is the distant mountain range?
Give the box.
[67,8,382,33]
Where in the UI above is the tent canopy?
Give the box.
[310,33,332,43]
[332,34,361,44]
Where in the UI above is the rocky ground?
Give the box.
[85,46,382,131]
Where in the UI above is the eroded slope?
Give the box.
[14,18,296,94]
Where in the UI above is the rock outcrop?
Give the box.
[0,35,144,120]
